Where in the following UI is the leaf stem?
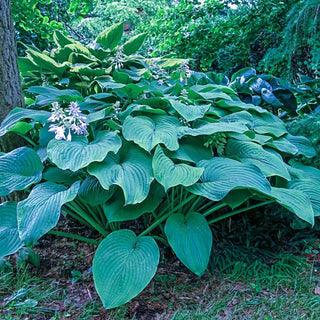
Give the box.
[139,194,197,238]
[48,230,99,245]
[17,134,37,147]
[202,202,229,217]
[208,200,275,225]
[65,203,108,237]
[63,207,92,228]
[151,211,165,234]
[152,235,168,246]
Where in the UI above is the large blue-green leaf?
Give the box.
[0,147,43,196]
[103,183,165,222]
[187,158,271,201]
[88,143,153,205]
[196,91,232,101]
[93,229,159,309]
[95,22,124,50]
[288,180,320,216]
[0,108,50,137]
[251,112,287,137]
[228,132,271,145]
[42,167,80,184]
[165,212,212,276]
[222,190,253,210]
[220,111,254,128]
[266,137,298,155]
[225,139,290,180]
[216,99,267,114]
[123,115,181,152]
[78,176,114,206]
[286,134,316,158]
[271,187,314,225]
[167,137,213,163]
[27,86,82,106]
[167,99,210,122]
[289,161,320,182]
[17,181,80,244]
[0,202,24,258]
[152,146,203,191]
[178,121,249,138]
[115,84,147,100]
[47,131,121,171]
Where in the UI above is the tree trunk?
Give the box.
[0,0,24,152]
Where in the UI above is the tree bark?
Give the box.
[0,0,24,152]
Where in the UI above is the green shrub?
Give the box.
[262,0,320,80]
[1,23,320,310]
[287,112,320,169]
[144,0,297,73]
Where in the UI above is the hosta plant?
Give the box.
[202,67,320,118]
[1,24,320,309]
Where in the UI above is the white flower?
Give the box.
[110,46,127,69]
[70,121,88,135]
[48,102,65,122]
[48,101,88,141]
[49,124,66,140]
[180,60,193,79]
[66,129,72,142]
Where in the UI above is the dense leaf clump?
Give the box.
[1,24,320,309]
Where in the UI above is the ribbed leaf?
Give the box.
[47,131,121,171]
[0,147,43,196]
[165,212,212,276]
[123,115,181,152]
[288,180,320,216]
[216,99,267,114]
[286,134,316,158]
[43,167,80,184]
[123,33,147,55]
[178,121,249,138]
[0,202,24,258]
[0,108,50,137]
[289,161,320,182]
[17,181,80,244]
[88,142,153,204]
[103,183,165,222]
[95,22,123,50]
[53,30,77,47]
[187,158,271,201]
[115,84,147,100]
[251,112,287,137]
[266,137,298,155]
[168,99,210,122]
[27,49,68,78]
[93,230,159,309]
[222,190,253,209]
[78,176,114,206]
[271,187,314,225]
[153,146,203,191]
[220,111,254,127]
[225,139,290,180]
[230,132,272,144]
[168,137,213,163]
[27,86,82,106]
